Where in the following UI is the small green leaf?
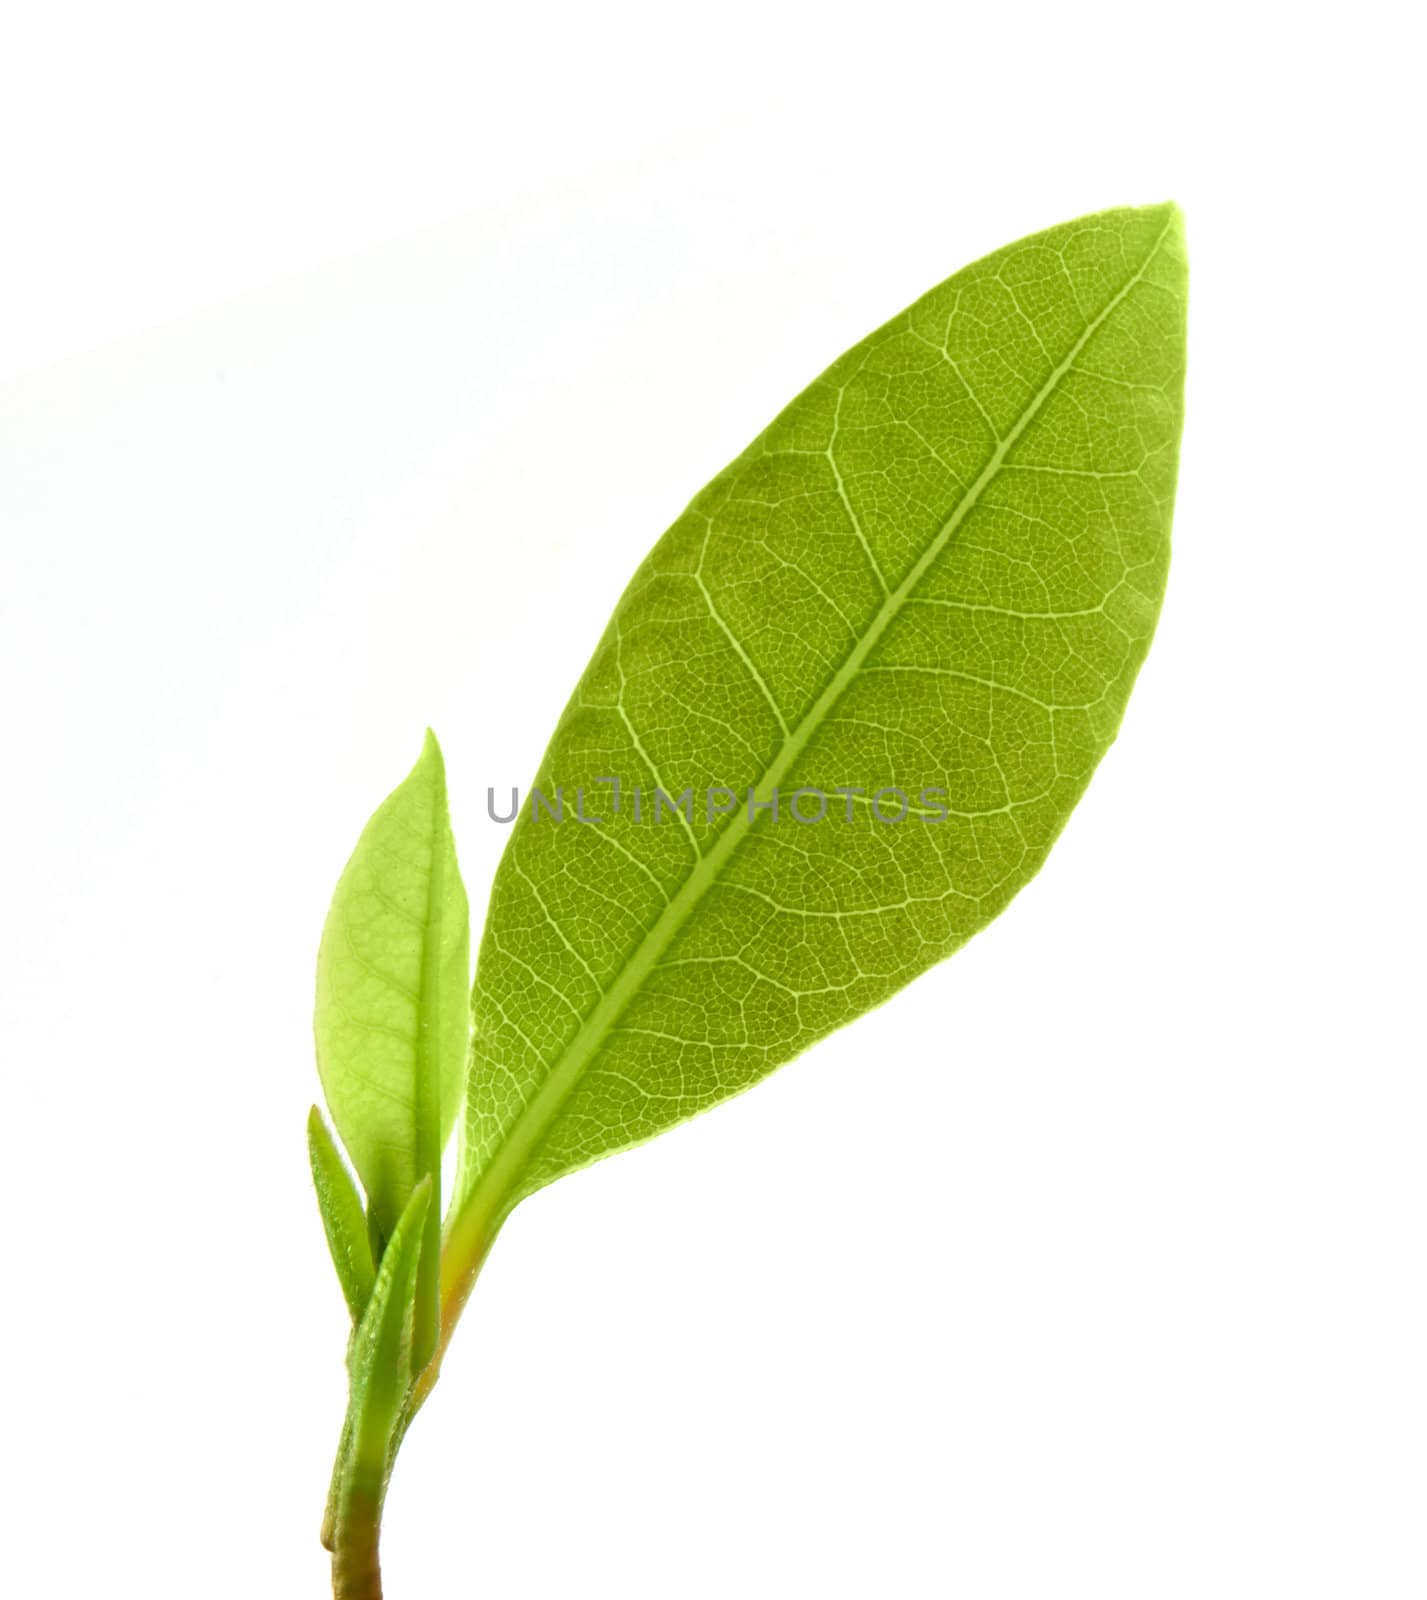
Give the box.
[329,1179,431,1587]
[448,203,1187,1290]
[307,1106,376,1323]
[319,1413,350,1553]
[315,730,469,1372]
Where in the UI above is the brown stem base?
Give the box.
[331,1489,384,1600]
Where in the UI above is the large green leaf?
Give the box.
[450,203,1186,1277]
[315,730,468,1369]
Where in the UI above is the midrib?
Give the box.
[411,748,447,1367]
[448,222,1171,1258]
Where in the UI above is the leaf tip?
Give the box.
[411,727,448,798]
[401,1173,435,1246]
[1144,198,1185,244]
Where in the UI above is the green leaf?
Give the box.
[307,1106,376,1322]
[315,730,469,1371]
[328,1178,430,1584]
[450,203,1186,1284]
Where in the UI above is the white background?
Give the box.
[1,4,1421,1596]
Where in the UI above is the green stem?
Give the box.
[327,1181,431,1599]
[320,1181,498,1596]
